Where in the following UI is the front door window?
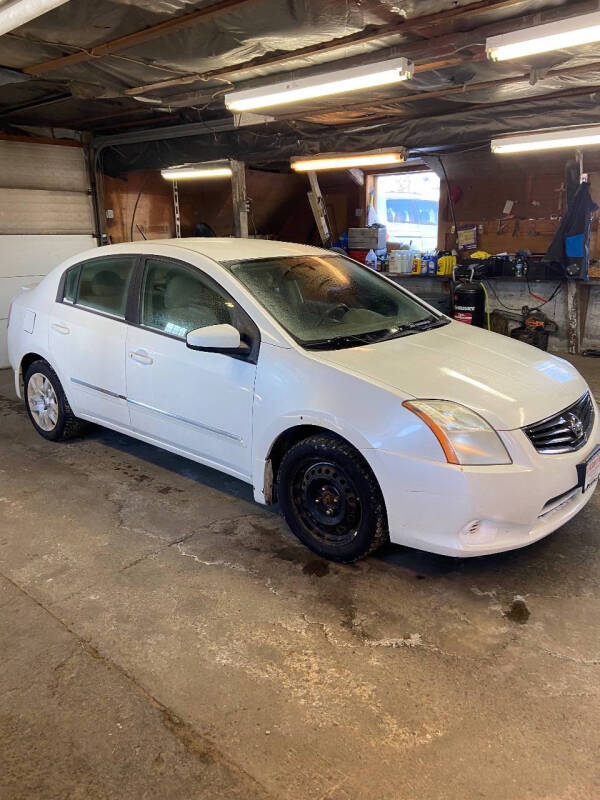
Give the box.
[141,258,235,338]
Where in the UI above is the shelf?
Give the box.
[387,273,451,281]
[387,273,600,285]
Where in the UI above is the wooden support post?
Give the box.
[567,280,579,354]
[172,179,181,238]
[307,170,331,246]
[577,282,592,353]
[230,160,248,238]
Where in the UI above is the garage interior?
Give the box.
[2,1,600,798]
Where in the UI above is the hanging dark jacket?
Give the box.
[546,181,598,278]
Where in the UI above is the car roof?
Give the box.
[95,238,329,263]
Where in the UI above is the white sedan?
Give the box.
[7,238,600,561]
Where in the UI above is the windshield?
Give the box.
[223,254,447,349]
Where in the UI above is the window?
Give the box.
[76,256,136,319]
[141,258,235,339]
[225,254,444,349]
[63,266,80,303]
[374,171,440,251]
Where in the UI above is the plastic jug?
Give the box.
[365,249,378,270]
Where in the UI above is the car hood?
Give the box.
[314,321,588,430]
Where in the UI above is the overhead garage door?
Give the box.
[0,138,97,367]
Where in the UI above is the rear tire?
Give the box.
[24,360,87,441]
[278,434,388,562]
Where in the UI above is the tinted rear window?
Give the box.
[76,257,136,319]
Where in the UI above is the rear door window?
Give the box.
[62,265,80,303]
[76,257,136,319]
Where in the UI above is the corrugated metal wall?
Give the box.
[0,138,97,367]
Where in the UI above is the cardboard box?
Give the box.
[348,227,387,249]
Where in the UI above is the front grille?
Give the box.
[525,392,595,454]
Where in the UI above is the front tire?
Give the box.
[278,434,388,562]
[24,360,87,441]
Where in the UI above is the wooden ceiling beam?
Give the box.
[0,132,82,147]
[21,0,257,76]
[0,92,71,118]
[295,61,600,122]
[121,0,595,98]
[363,84,600,130]
[23,0,532,80]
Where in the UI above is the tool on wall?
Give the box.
[576,149,588,184]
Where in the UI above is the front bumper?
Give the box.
[365,411,600,557]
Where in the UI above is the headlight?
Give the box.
[403,400,512,466]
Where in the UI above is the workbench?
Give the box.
[388,273,599,355]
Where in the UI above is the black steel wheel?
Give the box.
[278,434,388,562]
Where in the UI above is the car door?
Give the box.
[49,254,137,427]
[125,256,258,479]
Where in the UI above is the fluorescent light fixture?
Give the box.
[491,126,600,154]
[487,10,600,61]
[225,58,414,112]
[0,0,70,36]
[291,149,407,172]
[161,161,232,180]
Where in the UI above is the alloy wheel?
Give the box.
[27,372,59,432]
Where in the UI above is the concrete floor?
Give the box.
[1,356,600,800]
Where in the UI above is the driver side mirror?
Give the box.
[186,323,250,355]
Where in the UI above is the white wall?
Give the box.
[0,138,97,368]
[1,234,96,367]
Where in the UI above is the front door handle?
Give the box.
[51,322,70,335]
[129,350,153,365]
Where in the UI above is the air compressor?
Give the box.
[453,273,486,328]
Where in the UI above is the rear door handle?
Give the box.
[51,322,70,335]
[129,350,153,365]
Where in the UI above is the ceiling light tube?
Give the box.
[491,126,600,154]
[225,58,413,112]
[161,162,232,180]
[291,149,407,172]
[487,10,600,61]
[0,0,70,36]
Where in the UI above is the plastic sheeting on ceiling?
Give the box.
[1,0,600,168]
[93,87,600,175]
[0,1,578,116]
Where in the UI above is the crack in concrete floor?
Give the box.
[1,569,273,798]
[2,364,600,799]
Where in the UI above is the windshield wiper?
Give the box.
[405,316,447,330]
[302,333,380,350]
[302,317,449,350]
[381,316,449,338]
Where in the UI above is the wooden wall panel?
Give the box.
[437,149,600,257]
[103,167,364,246]
[177,168,362,243]
[103,170,175,243]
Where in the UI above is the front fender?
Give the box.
[250,344,447,504]
[251,410,377,504]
